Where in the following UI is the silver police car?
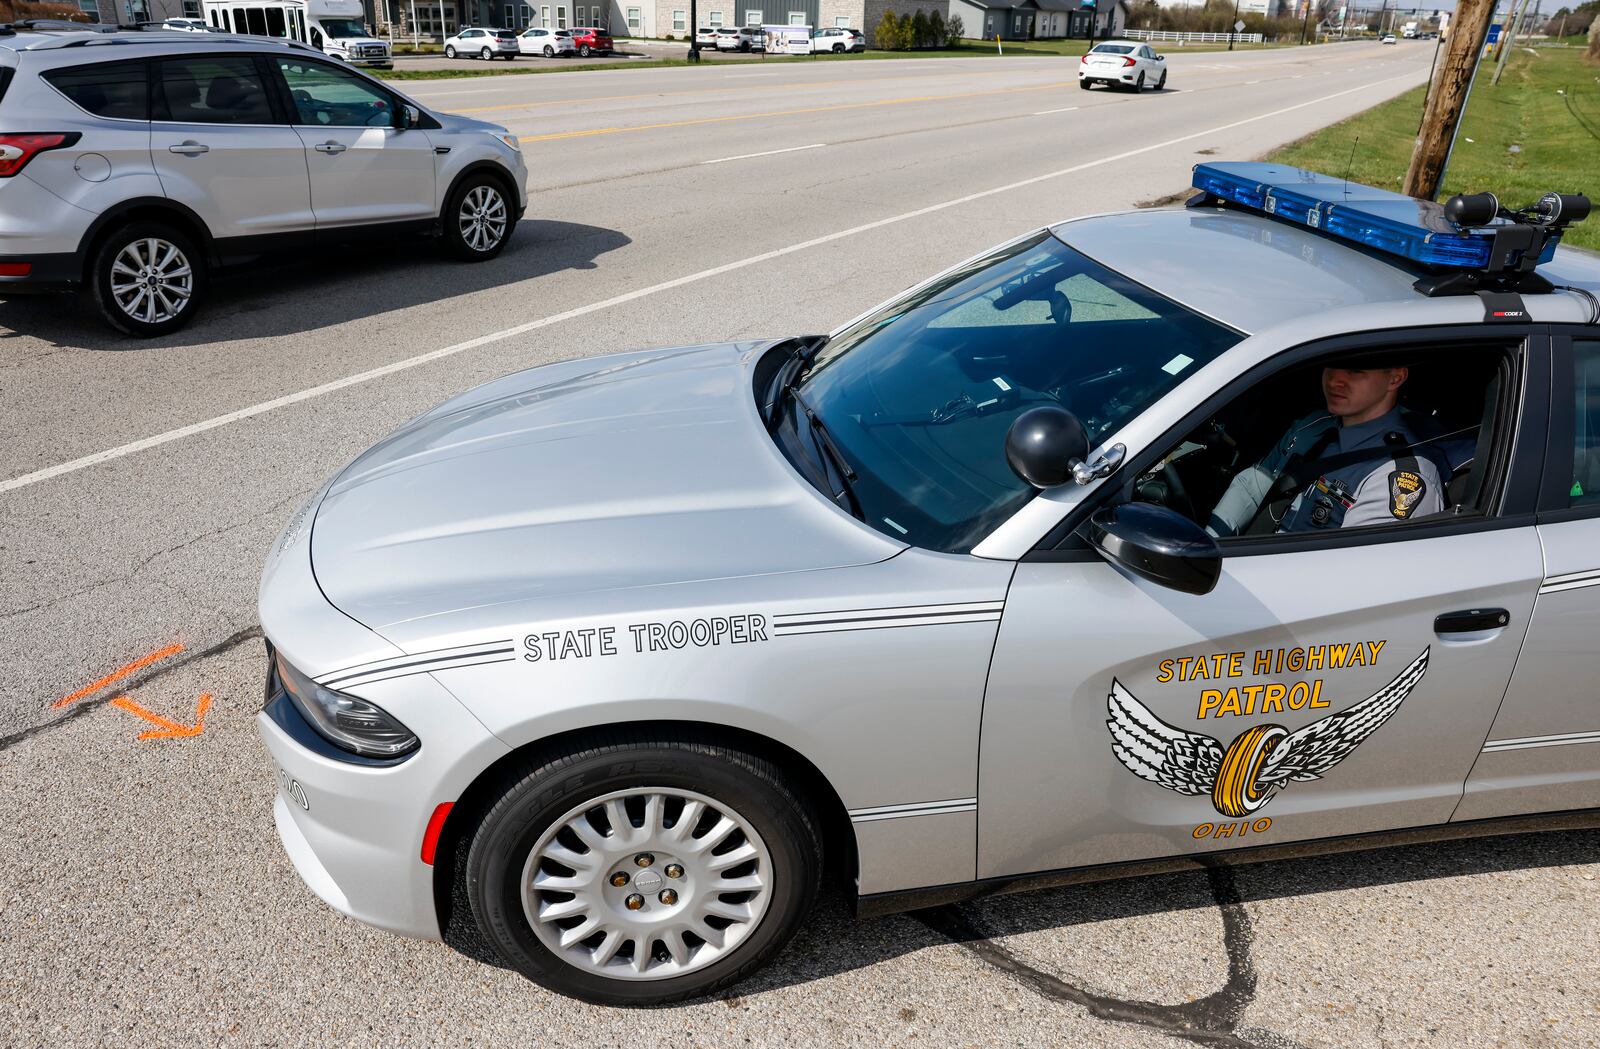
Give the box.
[259,164,1600,1004]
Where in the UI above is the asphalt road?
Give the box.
[6,41,1598,1049]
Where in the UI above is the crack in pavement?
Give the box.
[913,865,1310,1049]
[0,625,263,755]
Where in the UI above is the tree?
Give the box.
[947,12,966,40]
[929,8,948,47]
[911,9,930,46]
[898,11,917,48]
[875,9,901,49]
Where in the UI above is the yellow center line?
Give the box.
[517,80,1077,142]
[448,66,1016,115]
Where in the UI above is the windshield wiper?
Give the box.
[790,387,864,520]
[762,334,829,428]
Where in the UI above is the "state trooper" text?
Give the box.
[523,614,769,662]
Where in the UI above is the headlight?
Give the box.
[276,654,418,758]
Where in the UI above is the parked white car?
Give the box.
[714,25,761,50]
[1078,39,1167,92]
[694,26,720,48]
[810,26,865,52]
[520,26,577,56]
[445,27,522,59]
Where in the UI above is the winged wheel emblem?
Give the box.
[1106,648,1429,817]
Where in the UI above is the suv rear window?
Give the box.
[43,59,149,120]
[496,30,518,38]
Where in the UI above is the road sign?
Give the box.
[1234,19,1246,30]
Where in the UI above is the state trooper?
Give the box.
[1207,363,1447,536]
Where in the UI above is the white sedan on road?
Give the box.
[1079,40,1167,92]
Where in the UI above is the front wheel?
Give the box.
[445,44,457,58]
[89,220,207,337]
[466,735,822,1005]
[441,173,516,260]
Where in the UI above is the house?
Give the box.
[948,0,1126,40]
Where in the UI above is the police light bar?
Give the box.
[1189,161,1562,271]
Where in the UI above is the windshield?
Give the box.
[785,232,1243,552]
[320,18,367,37]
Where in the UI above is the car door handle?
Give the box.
[313,142,348,154]
[1434,608,1510,635]
[167,141,208,155]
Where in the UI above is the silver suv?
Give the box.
[0,24,529,336]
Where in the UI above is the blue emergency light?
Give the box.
[1189,161,1563,271]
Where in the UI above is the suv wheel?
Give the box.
[579,43,592,56]
[543,43,554,56]
[465,734,822,1005]
[442,174,515,260]
[89,221,206,337]
[445,44,458,57]
[480,45,493,59]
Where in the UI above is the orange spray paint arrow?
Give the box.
[53,643,185,708]
[109,693,212,741]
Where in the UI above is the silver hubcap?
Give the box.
[521,787,773,982]
[459,185,508,253]
[110,237,192,325]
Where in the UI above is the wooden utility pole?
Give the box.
[1402,0,1497,200]
[1492,0,1528,84]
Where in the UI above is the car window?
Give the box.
[1092,44,1134,54]
[1570,339,1600,507]
[42,59,148,120]
[155,55,275,125]
[275,57,394,127]
[1119,344,1512,542]
[790,232,1243,552]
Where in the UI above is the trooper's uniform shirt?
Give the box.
[1208,408,1446,536]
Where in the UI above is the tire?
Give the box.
[1133,71,1145,93]
[579,43,591,56]
[1156,71,1167,90]
[1079,78,1092,90]
[441,172,516,260]
[89,220,206,338]
[445,44,457,58]
[480,46,493,59]
[543,44,554,56]
[465,733,822,1005]
[832,43,844,52]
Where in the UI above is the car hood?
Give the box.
[310,342,903,641]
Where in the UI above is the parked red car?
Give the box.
[568,25,614,56]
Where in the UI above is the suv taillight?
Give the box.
[0,133,79,177]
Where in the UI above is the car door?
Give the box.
[271,56,437,230]
[976,328,1548,880]
[149,53,314,245]
[1458,332,1600,820]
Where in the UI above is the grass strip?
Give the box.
[1267,44,1600,251]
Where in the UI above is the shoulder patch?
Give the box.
[1389,469,1425,519]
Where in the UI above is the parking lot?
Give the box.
[6,41,1600,1048]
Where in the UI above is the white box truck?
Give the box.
[1402,20,1418,37]
[203,0,393,68]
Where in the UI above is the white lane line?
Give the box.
[702,142,827,164]
[726,72,778,77]
[1034,105,1079,115]
[0,70,1419,496]
[1245,79,1261,85]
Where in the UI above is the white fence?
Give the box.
[1123,29,1265,44]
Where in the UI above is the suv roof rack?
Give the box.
[1187,161,1591,299]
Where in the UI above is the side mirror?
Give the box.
[399,105,421,129]
[1082,502,1221,595]
[1005,405,1088,488]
